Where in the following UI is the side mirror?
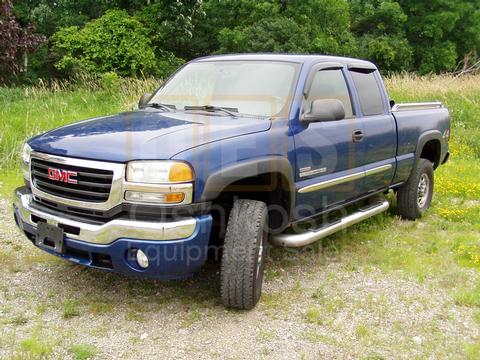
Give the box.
[302,99,346,124]
[138,93,152,108]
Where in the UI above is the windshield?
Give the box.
[149,60,301,118]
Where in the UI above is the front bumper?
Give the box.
[13,187,212,279]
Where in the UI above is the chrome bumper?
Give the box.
[14,190,197,245]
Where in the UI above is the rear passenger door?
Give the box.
[348,67,396,193]
[294,65,365,218]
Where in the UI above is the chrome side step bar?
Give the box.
[270,200,389,247]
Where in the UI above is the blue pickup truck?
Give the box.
[13,54,450,309]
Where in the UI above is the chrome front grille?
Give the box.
[31,158,114,202]
[28,151,192,212]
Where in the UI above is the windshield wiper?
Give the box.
[143,103,176,112]
[184,105,238,117]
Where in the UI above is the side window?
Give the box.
[350,70,385,116]
[306,69,354,118]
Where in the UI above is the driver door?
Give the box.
[294,66,365,219]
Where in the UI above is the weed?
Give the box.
[19,330,53,359]
[465,341,480,360]
[455,283,480,308]
[181,308,202,327]
[257,329,276,342]
[355,324,371,339]
[305,306,324,325]
[474,312,480,325]
[6,315,28,325]
[62,299,81,319]
[88,302,113,315]
[300,329,337,345]
[70,344,97,360]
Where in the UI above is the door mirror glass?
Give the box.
[138,93,152,108]
[302,99,346,124]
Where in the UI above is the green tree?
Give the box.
[191,0,280,56]
[350,0,412,72]
[52,10,157,77]
[218,16,310,53]
[398,0,480,73]
[282,0,354,54]
[203,0,355,55]
[7,0,480,80]
[14,0,149,36]
[137,0,204,59]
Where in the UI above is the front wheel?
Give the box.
[220,199,268,310]
[397,158,434,220]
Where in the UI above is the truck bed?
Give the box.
[391,102,450,184]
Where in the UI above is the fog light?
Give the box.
[136,249,149,269]
[125,190,185,204]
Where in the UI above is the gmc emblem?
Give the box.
[47,168,78,184]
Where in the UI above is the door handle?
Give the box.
[352,130,364,142]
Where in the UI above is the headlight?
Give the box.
[21,143,32,182]
[22,143,32,164]
[126,161,194,183]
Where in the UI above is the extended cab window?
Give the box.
[306,69,354,118]
[350,70,385,116]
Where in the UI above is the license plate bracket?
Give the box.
[36,222,65,254]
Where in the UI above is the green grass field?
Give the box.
[0,74,479,358]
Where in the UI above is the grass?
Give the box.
[257,328,276,342]
[19,328,54,359]
[305,306,325,325]
[69,344,97,360]
[466,341,480,360]
[62,299,81,319]
[355,324,371,339]
[5,314,29,326]
[455,282,480,308]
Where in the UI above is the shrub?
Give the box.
[100,71,120,92]
[356,35,413,72]
[52,10,156,77]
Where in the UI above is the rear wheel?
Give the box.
[220,199,268,310]
[397,158,434,220]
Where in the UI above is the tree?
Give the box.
[51,10,157,77]
[201,0,355,56]
[0,0,45,82]
[13,0,150,37]
[350,0,412,72]
[398,0,480,73]
[4,0,480,81]
[137,0,204,60]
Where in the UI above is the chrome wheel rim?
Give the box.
[417,173,430,208]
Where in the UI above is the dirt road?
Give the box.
[1,197,478,359]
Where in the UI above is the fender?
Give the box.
[199,156,296,221]
[414,130,443,168]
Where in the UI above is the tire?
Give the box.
[221,199,268,310]
[397,158,434,220]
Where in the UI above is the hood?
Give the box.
[28,109,271,162]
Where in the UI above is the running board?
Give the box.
[270,200,389,247]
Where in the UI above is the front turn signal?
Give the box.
[168,163,194,182]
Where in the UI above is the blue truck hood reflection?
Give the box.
[28,110,271,162]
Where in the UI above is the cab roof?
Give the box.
[195,53,377,70]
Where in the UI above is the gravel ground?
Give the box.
[1,196,478,360]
